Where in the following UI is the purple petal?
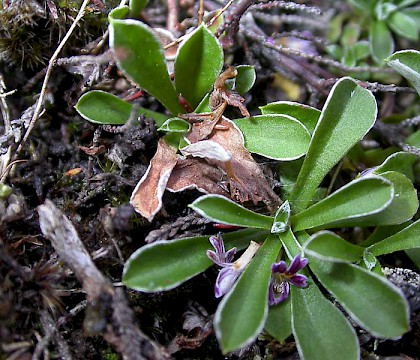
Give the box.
[268,281,290,305]
[225,247,237,263]
[287,255,308,274]
[289,274,308,288]
[209,234,225,254]
[271,261,287,274]
[206,250,226,267]
[214,266,241,298]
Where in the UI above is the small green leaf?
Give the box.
[109,11,184,115]
[362,171,418,226]
[341,23,361,46]
[406,129,420,147]
[190,194,274,229]
[129,0,148,18]
[309,258,410,338]
[158,117,190,132]
[123,228,269,292]
[401,7,420,27]
[271,201,291,234]
[175,24,223,109]
[290,78,377,212]
[388,11,419,40]
[259,101,320,134]
[234,115,311,160]
[215,234,282,353]
[369,20,394,62]
[304,231,365,262]
[373,151,418,181]
[386,50,420,95]
[233,65,256,94]
[292,176,394,231]
[349,0,376,12]
[354,41,371,61]
[369,219,420,256]
[342,47,356,67]
[265,300,292,343]
[109,5,129,19]
[375,2,398,20]
[291,275,359,360]
[75,90,169,126]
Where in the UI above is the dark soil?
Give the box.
[0,1,419,359]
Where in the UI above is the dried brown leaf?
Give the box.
[130,139,178,221]
[167,158,229,196]
[193,117,281,209]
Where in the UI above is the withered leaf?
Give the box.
[167,158,229,196]
[130,139,178,222]
[187,118,281,210]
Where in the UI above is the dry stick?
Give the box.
[38,200,170,360]
[207,0,234,27]
[198,0,205,25]
[0,75,14,136]
[13,0,91,162]
[163,0,235,51]
[167,0,178,32]
[242,28,395,74]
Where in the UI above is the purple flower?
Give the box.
[268,254,308,306]
[206,233,237,267]
[207,234,259,298]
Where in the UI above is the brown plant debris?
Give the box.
[130,67,281,222]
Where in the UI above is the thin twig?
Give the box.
[198,0,205,25]
[250,1,321,15]
[167,0,178,32]
[207,0,234,27]
[242,28,395,74]
[0,75,14,135]
[13,0,91,161]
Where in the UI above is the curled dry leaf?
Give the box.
[130,139,178,222]
[130,66,281,221]
[167,158,229,196]
[189,118,280,209]
[131,118,280,221]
